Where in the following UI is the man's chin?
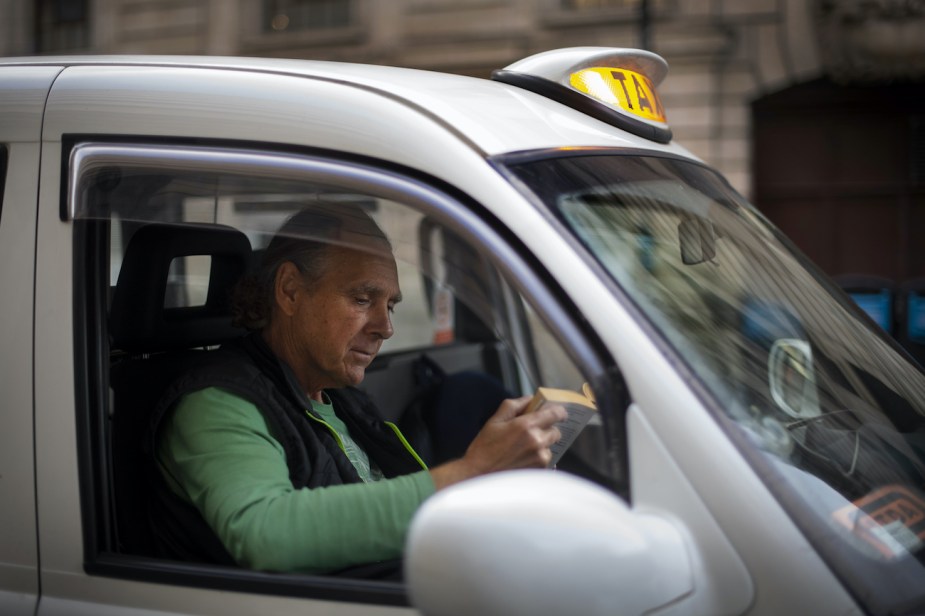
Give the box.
[344,366,368,387]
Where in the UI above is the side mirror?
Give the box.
[405,470,693,616]
[768,338,820,419]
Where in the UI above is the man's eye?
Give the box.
[355,297,370,306]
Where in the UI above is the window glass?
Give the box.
[35,0,89,52]
[263,0,352,33]
[100,167,430,353]
[74,145,618,586]
[165,255,211,308]
[503,152,925,615]
[93,151,604,417]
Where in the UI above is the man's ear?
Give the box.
[273,261,304,317]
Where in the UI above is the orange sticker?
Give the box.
[832,485,925,559]
[432,286,455,345]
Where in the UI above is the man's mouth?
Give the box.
[350,348,377,361]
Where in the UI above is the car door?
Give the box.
[32,127,624,613]
[0,64,62,616]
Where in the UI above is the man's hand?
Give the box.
[429,395,568,491]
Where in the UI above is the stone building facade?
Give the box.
[2,0,823,195]
[3,0,925,287]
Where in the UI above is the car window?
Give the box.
[105,177,434,353]
[503,151,925,614]
[71,142,621,601]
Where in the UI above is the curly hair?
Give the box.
[231,203,392,330]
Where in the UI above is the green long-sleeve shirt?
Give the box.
[156,386,435,573]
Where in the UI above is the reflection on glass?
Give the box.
[504,153,925,613]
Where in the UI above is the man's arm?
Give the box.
[157,386,435,573]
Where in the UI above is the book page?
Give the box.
[527,386,597,466]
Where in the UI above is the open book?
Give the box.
[525,383,598,466]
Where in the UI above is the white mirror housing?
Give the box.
[405,470,693,616]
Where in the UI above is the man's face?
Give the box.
[287,244,401,395]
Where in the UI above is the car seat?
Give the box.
[108,222,252,556]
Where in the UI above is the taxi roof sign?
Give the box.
[492,47,672,144]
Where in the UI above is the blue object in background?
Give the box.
[907,292,925,343]
[848,290,893,333]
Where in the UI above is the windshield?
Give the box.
[502,152,925,614]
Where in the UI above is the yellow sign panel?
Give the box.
[569,67,667,124]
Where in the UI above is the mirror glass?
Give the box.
[768,338,820,419]
[678,217,716,265]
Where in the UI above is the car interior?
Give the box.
[77,159,618,573]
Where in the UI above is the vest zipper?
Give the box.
[306,410,428,472]
[304,410,347,454]
[384,421,429,470]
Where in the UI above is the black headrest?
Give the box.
[110,223,252,353]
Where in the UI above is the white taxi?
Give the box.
[2,47,924,616]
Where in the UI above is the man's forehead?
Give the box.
[324,245,401,298]
[276,228,392,258]
[328,233,394,261]
[328,242,397,268]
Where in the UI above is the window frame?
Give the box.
[241,0,365,53]
[71,139,622,605]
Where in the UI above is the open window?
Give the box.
[72,142,624,604]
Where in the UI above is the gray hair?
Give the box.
[231,203,391,330]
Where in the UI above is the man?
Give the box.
[148,204,566,576]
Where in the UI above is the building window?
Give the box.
[262,0,352,33]
[35,0,89,53]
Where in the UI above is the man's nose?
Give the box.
[368,303,394,339]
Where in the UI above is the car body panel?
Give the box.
[0,53,880,615]
[3,55,694,157]
[0,64,61,616]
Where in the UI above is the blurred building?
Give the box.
[3,0,925,296]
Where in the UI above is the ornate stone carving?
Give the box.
[815,0,925,82]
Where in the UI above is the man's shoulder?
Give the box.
[159,339,269,406]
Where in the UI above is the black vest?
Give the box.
[143,333,425,568]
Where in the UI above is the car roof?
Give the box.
[0,54,695,161]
